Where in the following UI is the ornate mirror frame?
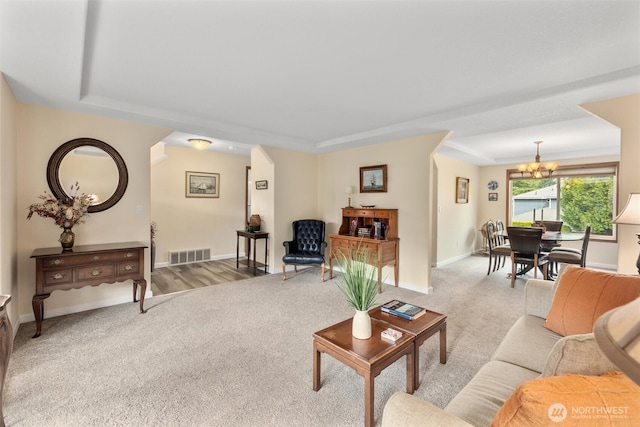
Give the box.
[47,138,129,213]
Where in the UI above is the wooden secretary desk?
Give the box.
[329,208,399,291]
[30,241,148,338]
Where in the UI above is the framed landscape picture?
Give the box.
[360,164,388,193]
[186,171,219,198]
[456,177,469,203]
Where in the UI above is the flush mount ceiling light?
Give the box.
[188,138,212,150]
[517,141,557,179]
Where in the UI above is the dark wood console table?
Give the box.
[30,242,148,338]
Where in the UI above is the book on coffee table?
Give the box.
[381,300,426,320]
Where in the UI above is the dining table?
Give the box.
[498,229,585,278]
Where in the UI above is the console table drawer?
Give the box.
[77,264,115,281]
[118,261,140,275]
[44,268,73,286]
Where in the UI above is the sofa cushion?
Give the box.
[544,266,640,336]
[491,372,640,427]
[445,360,539,427]
[541,333,618,378]
[491,315,562,374]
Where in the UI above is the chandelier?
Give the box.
[517,141,557,179]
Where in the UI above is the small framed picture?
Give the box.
[456,177,469,204]
[488,192,498,201]
[360,165,387,193]
[255,180,268,190]
[186,171,220,198]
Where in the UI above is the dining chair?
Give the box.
[539,220,564,253]
[486,220,511,275]
[548,225,591,277]
[506,227,549,288]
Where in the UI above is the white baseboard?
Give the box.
[433,252,474,268]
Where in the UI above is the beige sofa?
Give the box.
[381,267,631,427]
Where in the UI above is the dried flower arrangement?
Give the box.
[27,183,92,229]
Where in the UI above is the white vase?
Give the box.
[352,310,372,339]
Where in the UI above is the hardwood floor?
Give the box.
[151,258,268,296]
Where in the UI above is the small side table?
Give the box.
[236,230,269,275]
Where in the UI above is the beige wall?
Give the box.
[0,74,18,327]
[16,104,171,322]
[582,93,640,274]
[249,145,319,274]
[3,88,638,326]
[150,145,250,265]
[433,154,481,265]
[317,133,448,292]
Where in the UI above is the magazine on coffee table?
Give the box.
[381,300,426,320]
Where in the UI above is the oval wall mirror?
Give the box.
[47,138,128,213]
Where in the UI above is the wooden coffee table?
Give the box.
[313,317,415,427]
[369,306,447,389]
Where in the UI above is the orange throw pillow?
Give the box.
[544,266,640,336]
[492,372,640,427]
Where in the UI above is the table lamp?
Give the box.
[612,192,640,274]
[345,186,353,208]
[594,296,640,385]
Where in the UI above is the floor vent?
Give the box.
[169,248,211,266]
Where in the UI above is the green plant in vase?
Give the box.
[336,246,379,339]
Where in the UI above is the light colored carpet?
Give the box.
[4,255,527,426]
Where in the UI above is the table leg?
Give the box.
[236,234,240,269]
[133,279,147,314]
[440,323,447,364]
[313,342,321,391]
[31,293,50,338]
[252,237,257,275]
[264,236,268,274]
[412,343,420,391]
[364,372,374,427]
[407,347,415,395]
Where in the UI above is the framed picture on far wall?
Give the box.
[456,177,469,204]
[186,171,220,198]
[488,192,498,201]
[360,164,388,193]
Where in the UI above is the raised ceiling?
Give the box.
[1,0,638,164]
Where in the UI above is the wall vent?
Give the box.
[169,248,211,266]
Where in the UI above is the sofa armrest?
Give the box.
[382,392,473,427]
[524,279,555,319]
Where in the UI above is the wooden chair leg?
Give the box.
[533,254,538,279]
[320,263,325,282]
[294,265,298,273]
[510,253,516,288]
[487,254,493,275]
[282,264,287,280]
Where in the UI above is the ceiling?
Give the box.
[1,0,638,164]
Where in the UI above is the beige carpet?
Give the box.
[4,255,526,426]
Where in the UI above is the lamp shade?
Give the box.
[345,186,352,195]
[613,193,640,225]
[594,296,640,385]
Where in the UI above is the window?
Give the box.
[507,162,618,240]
